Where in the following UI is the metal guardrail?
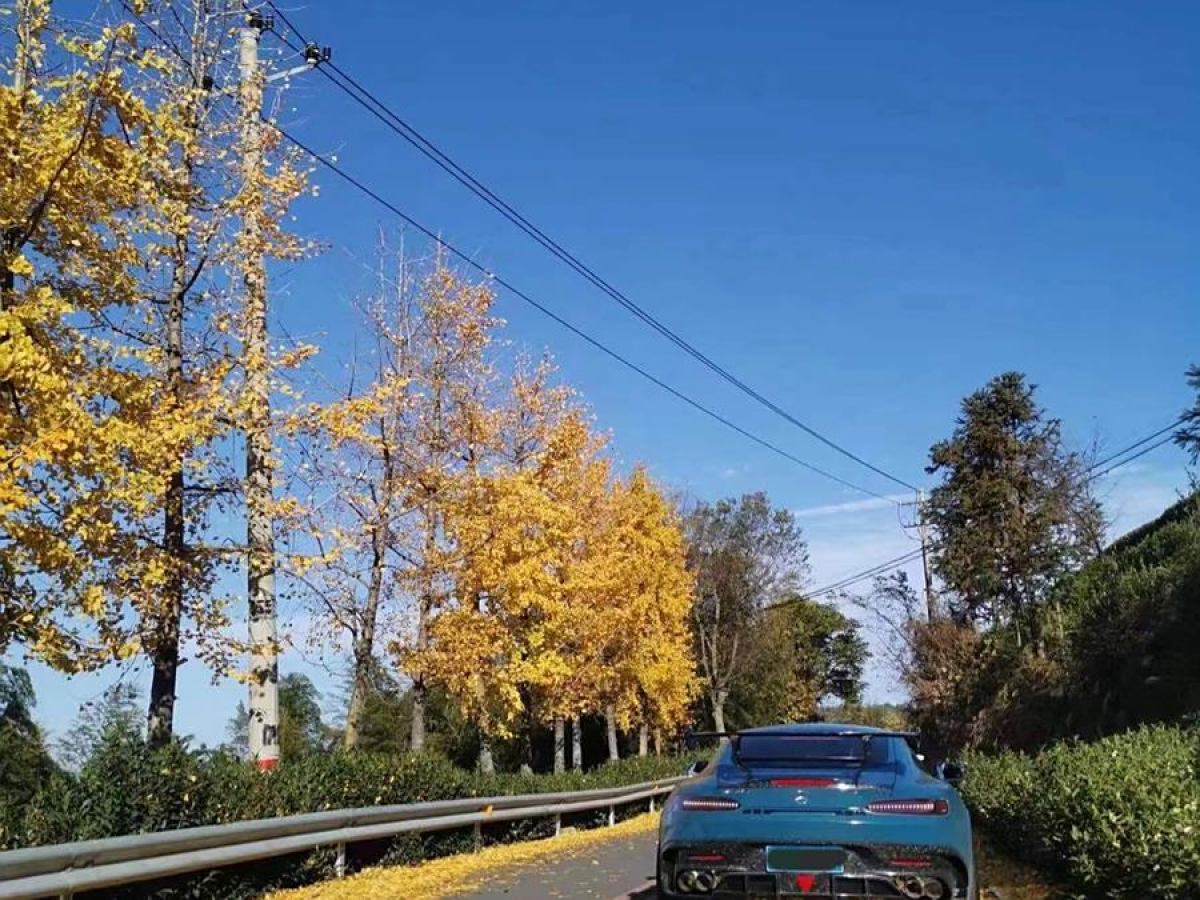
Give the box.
[0,776,685,899]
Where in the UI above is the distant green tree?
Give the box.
[836,703,909,731]
[347,665,420,756]
[227,673,328,760]
[0,665,56,819]
[55,682,141,771]
[684,493,809,732]
[730,600,868,726]
[926,372,1104,649]
[278,674,326,758]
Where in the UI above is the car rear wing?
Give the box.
[686,728,919,744]
[685,729,923,770]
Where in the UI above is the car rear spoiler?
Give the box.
[686,729,923,775]
[686,729,919,745]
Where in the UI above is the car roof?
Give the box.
[738,723,894,736]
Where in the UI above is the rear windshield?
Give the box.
[735,734,891,766]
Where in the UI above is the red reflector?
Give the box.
[795,873,817,892]
[890,857,933,868]
[687,853,726,862]
[866,799,949,815]
[770,777,836,787]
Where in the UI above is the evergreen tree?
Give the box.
[1176,364,1200,466]
[925,372,1104,648]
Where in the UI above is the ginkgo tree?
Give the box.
[2,1,316,756]
[286,252,505,752]
[411,412,602,770]
[1,2,700,767]
[0,1,218,672]
[413,411,698,771]
[592,467,697,757]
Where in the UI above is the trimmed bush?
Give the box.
[2,734,685,898]
[962,725,1200,898]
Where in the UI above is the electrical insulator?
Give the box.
[303,43,332,66]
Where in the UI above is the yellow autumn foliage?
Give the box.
[413,412,697,739]
[0,2,235,671]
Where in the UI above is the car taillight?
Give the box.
[681,796,740,811]
[866,799,949,815]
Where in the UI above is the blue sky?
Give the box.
[22,0,1200,747]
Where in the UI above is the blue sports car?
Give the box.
[657,724,976,899]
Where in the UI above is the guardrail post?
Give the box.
[554,813,562,837]
[607,804,615,827]
[649,795,655,814]
[334,842,346,878]
[473,821,482,851]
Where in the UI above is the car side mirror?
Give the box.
[938,761,965,785]
[686,759,707,777]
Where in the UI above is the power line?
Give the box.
[764,548,925,611]
[1088,434,1178,481]
[262,3,919,495]
[267,123,900,503]
[808,549,925,599]
[1087,417,1186,474]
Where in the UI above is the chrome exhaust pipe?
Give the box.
[922,876,946,899]
[676,870,698,893]
[893,875,925,899]
[693,871,716,893]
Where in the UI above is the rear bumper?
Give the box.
[658,842,972,899]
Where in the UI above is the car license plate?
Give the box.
[765,846,846,872]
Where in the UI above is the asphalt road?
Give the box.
[456,829,1059,900]
[460,828,658,899]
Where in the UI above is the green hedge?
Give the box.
[2,730,685,898]
[962,725,1200,898]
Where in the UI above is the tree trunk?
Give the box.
[344,481,391,751]
[147,230,189,748]
[605,704,619,762]
[410,515,438,752]
[571,716,583,771]
[478,734,495,775]
[553,716,565,773]
[653,727,663,756]
[409,678,426,752]
[711,691,727,733]
[148,32,209,749]
[638,722,648,757]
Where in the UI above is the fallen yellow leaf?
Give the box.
[268,812,659,900]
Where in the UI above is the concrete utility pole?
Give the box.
[239,8,279,770]
[237,6,331,770]
[916,489,936,622]
[3,0,32,310]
